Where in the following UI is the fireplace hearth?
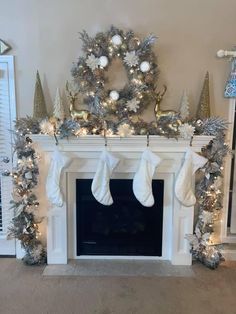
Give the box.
[76,179,164,256]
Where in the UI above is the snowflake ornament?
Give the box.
[179,123,195,139]
[117,123,134,137]
[40,119,55,135]
[126,98,140,112]
[124,51,139,67]
[86,54,100,71]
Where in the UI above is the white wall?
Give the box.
[1,0,235,119]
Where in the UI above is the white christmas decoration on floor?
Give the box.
[133,148,162,207]
[46,148,71,207]
[175,148,208,207]
[91,149,120,205]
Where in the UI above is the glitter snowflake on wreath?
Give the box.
[124,51,139,67]
[126,98,140,112]
[86,54,100,71]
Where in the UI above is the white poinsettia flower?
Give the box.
[195,227,202,239]
[199,210,213,225]
[201,232,211,244]
[126,98,140,112]
[117,123,134,137]
[86,54,100,71]
[179,123,195,139]
[124,51,139,67]
[186,234,200,251]
[18,157,34,170]
[40,119,55,135]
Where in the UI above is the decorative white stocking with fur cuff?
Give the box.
[91,149,120,206]
[175,148,208,207]
[46,148,71,207]
[133,148,162,207]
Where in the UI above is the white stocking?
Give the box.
[175,148,208,207]
[46,148,71,207]
[133,148,162,207]
[91,149,119,206]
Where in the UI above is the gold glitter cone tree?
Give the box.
[197,72,210,119]
[33,71,48,119]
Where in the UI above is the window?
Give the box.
[0,56,16,255]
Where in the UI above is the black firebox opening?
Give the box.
[76,179,164,256]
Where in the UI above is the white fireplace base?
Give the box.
[32,135,212,265]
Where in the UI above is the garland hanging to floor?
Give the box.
[7,129,46,265]
[6,26,231,268]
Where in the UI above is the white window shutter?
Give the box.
[0,56,16,254]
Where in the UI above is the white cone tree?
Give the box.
[53,87,65,120]
[179,90,190,121]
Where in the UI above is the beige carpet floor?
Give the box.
[0,258,236,314]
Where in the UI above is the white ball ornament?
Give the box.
[99,56,109,68]
[111,34,122,46]
[110,90,119,101]
[140,61,151,73]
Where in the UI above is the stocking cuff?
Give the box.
[191,150,208,173]
[142,148,162,167]
[52,149,71,168]
[100,149,119,171]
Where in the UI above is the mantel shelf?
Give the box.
[30,134,213,153]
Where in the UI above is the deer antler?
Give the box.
[65,81,78,105]
[155,85,167,104]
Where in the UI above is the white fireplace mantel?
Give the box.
[31,135,213,265]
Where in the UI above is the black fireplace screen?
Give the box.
[76,179,164,256]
